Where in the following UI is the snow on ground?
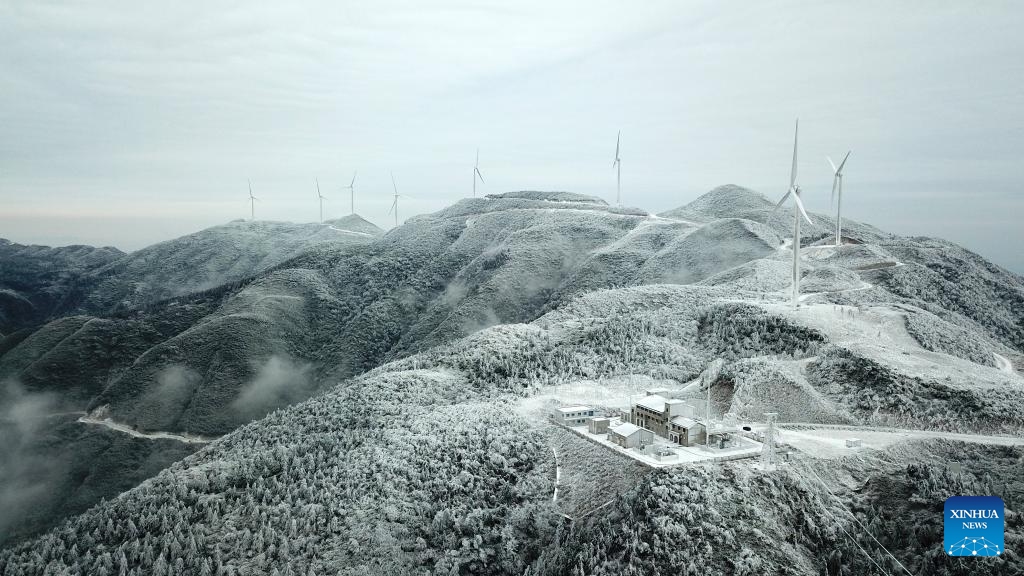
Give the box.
[773,424,1024,459]
[326,225,375,237]
[797,280,873,303]
[802,244,839,255]
[78,416,214,444]
[764,299,1019,389]
[587,215,694,258]
[647,213,701,226]
[994,352,1016,375]
[775,427,911,458]
[561,423,763,468]
[517,374,681,421]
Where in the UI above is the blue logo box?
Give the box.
[944,496,1004,557]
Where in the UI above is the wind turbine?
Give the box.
[473,149,485,197]
[827,151,851,246]
[771,119,813,308]
[612,131,621,205]
[344,171,357,215]
[248,179,258,221]
[388,172,401,228]
[316,178,326,223]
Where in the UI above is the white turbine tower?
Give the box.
[473,149,485,197]
[388,172,401,228]
[827,151,851,246]
[771,120,813,308]
[248,179,258,221]
[316,178,326,223]
[344,171,357,215]
[612,130,622,205]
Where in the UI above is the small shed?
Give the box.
[608,422,654,449]
[588,417,610,434]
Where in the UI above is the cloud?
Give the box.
[134,365,201,425]
[156,364,200,401]
[231,355,314,421]
[0,380,63,546]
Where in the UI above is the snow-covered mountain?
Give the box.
[83,216,384,313]
[0,218,383,335]
[0,240,124,336]
[1,186,1022,572]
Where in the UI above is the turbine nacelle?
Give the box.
[247,179,258,221]
[827,151,851,207]
[775,119,807,309]
[612,130,621,168]
[473,148,485,197]
[389,172,412,225]
[827,151,852,246]
[474,154,484,183]
[771,185,813,226]
[345,171,357,215]
[612,130,622,205]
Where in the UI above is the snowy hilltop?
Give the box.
[0,186,1022,574]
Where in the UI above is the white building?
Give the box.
[551,405,595,426]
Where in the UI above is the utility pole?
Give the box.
[762,412,778,470]
[705,373,713,449]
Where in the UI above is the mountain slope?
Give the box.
[2,185,1022,556]
[0,240,123,335]
[84,218,383,313]
[1,191,784,437]
[2,272,1022,573]
[5,185,1021,437]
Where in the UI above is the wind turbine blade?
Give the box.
[475,148,479,168]
[836,150,851,173]
[830,176,838,207]
[790,119,798,188]
[387,198,397,215]
[792,191,813,225]
[350,171,357,187]
[827,155,837,174]
[316,178,320,195]
[616,130,620,158]
[391,172,398,194]
[770,188,793,218]
[475,167,485,183]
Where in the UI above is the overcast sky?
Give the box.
[1,1,1022,272]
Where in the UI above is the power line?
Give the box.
[793,457,915,576]
[787,461,893,575]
